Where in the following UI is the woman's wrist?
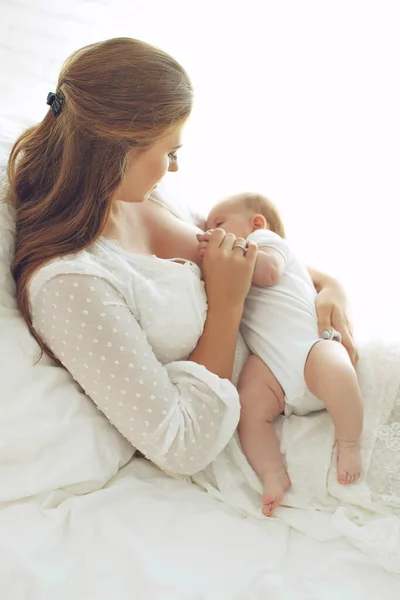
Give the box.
[308,266,336,293]
[207,300,244,320]
[189,304,243,381]
[205,304,243,340]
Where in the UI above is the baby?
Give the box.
[200,192,363,517]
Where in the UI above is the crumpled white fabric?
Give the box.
[2,174,400,574]
[192,338,400,573]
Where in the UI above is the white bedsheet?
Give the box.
[1,183,400,599]
[1,459,400,600]
[1,1,400,598]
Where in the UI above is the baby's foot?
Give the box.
[337,440,362,484]
[261,467,291,517]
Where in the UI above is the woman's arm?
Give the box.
[307,266,358,366]
[188,304,243,380]
[189,229,257,380]
[307,265,333,293]
[33,274,241,477]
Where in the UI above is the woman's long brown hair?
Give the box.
[7,37,193,363]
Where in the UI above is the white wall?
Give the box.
[1,0,399,339]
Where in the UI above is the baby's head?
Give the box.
[206,192,285,239]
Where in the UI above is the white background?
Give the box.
[1,0,399,339]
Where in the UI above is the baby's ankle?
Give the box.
[260,465,288,479]
[336,439,360,449]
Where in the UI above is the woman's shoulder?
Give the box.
[28,239,128,309]
[149,186,206,230]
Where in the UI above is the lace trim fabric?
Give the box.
[368,388,400,507]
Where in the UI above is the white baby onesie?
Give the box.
[240,229,325,416]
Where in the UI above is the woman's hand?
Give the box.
[198,229,257,313]
[315,276,358,367]
[190,229,257,380]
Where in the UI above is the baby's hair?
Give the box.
[237,192,286,238]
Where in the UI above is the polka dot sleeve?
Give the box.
[31,274,240,476]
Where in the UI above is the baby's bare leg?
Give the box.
[304,341,363,484]
[238,355,290,516]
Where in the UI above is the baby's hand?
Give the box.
[196,230,214,260]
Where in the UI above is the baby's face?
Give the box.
[206,201,253,239]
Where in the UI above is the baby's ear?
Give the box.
[252,214,267,230]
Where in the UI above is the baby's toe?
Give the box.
[262,499,273,517]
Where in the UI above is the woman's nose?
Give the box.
[168,161,178,173]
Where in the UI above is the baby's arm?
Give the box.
[252,247,286,287]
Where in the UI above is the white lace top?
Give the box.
[28,235,248,476]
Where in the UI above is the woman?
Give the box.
[8,37,357,479]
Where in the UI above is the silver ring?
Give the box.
[233,242,246,252]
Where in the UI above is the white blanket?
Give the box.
[1,180,400,600]
[193,338,400,573]
[1,460,400,600]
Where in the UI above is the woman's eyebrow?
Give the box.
[172,144,183,150]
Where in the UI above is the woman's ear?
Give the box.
[251,214,267,231]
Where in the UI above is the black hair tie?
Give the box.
[46,91,65,116]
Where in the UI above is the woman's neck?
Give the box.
[101,200,152,255]
[102,198,203,263]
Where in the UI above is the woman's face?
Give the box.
[115,121,185,203]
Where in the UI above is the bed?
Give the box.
[1,1,400,598]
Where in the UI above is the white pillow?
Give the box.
[0,169,134,503]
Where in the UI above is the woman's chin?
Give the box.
[146,184,158,197]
